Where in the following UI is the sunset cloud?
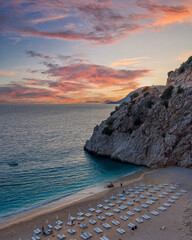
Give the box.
[0,70,15,76]
[110,57,150,68]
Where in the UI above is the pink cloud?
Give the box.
[0,70,15,76]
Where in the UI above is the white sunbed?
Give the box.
[149,190,156,193]
[158,185,164,189]
[162,183,168,186]
[151,197,158,201]
[151,210,159,216]
[142,214,150,220]
[98,215,105,220]
[79,223,87,229]
[171,196,178,200]
[120,215,128,221]
[129,195,135,198]
[148,184,153,187]
[133,208,141,212]
[108,203,115,207]
[105,212,113,217]
[154,188,160,191]
[85,213,92,217]
[167,199,175,203]
[141,204,148,208]
[77,212,84,216]
[95,209,102,214]
[105,199,111,203]
[120,197,126,201]
[102,223,111,229]
[55,225,62,230]
[117,194,124,197]
[34,229,41,234]
[140,195,146,199]
[128,189,134,192]
[103,206,110,210]
[140,184,145,187]
[124,191,129,195]
[134,186,140,189]
[48,224,53,229]
[136,218,143,223]
[67,229,76,234]
[113,209,120,213]
[127,211,134,216]
[112,220,120,226]
[128,222,136,229]
[111,196,116,200]
[77,217,84,221]
[138,189,144,192]
[158,195,165,198]
[135,191,140,195]
[158,206,167,211]
[57,234,66,239]
[175,192,182,196]
[134,199,140,203]
[84,232,92,239]
[69,216,75,221]
[97,204,103,208]
[146,200,154,205]
[163,203,171,207]
[143,187,148,190]
[117,228,125,234]
[68,221,74,226]
[119,205,127,210]
[94,227,103,233]
[127,201,134,206]
[170,186,177,190]
[116,200,123,204]
[89,208,95,212]
[56,220,63,225]
[89,219,97,225]
[162,192,169,195]
[100,236,109,240]
[166,190,173,193]
[181,189,187,193]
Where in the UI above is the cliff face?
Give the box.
[84,58,192,168]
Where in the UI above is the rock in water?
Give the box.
[84,57,192,168]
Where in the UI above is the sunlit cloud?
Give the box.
[0,70,15,76]
[29,14,69,24]
[110,57,150,68]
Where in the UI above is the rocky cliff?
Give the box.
[84,57,192,168]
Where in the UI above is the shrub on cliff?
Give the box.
[146,100,154,109]
[130,92,139,100]
[161,85,174,100]
[102,127,114,136]
[177,85,184,94]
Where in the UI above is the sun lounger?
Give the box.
[154,188,160,191]
[151,211,159,215]
[89,208,95,212]
[143,187,148,190]
[57,234,65,239]
[148,184,153,187]
[136,218,143,223]
[134,186,139,189]
[94,227,102,233]
[162,192,169,195]
[117,228,125,234]
[127,211,134,216]
[134,199,140,203]
[128,223,136,229]
[68,229,75,234]
[105,199,110,203]
[84,232,92,239]
[111,196,116,200]
[77,212,84,216]
[140,184,145,187]
[151,197,158,201]
[142,214,150,220]
[116,200,122,204]
[117,194,124,197]
[146,200,154,205]
[105,212,113,216]
[102,223,111,229]
[170,186,176,190]
[127,201,134,206]
[158,206,167,211]
[113,209,120,213]
[133,208,141,212]
[175,192,182,196]
[167,199,175,203]
[138,189,144,192]
[48,224,53,229]
[55,225,62,230]
[100,236,109,240]
[124,191,129,195]
[98,215,105,220]
[163,203,171,207]
[180,190,187,193]
[135,191,140,195]
[69,216,75,221]
[129,195,135,198]
[128,189,134,192]
[149,190,155,193]
[68,221,74,226]
[32,237,36,240]
[103,206,110,210]
[108,203,114,207]
[166,190,172,193]
[77,217,84,221]
[79,223,87,229]
[112,220,120,226]
[35,237,40,240]
[120,197,126,201]
[140,195,146,199]
[158,195,164,198]
[89,219,97,225]
[171,196,178,200]
[120,215,128,220]
[158,185,164,189]
[162,183,168,186]
[119,205,127,210]
[97,204,103,208]
[141,204,148,208]
[95,209,102,214]
[34,229,41,234]
[85,213,92,217]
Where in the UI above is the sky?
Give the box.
[0,0,192,104]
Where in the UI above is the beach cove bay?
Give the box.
[0,104,140,219]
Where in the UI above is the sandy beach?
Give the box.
[0,167,191,240]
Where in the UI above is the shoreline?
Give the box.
[1,166,191,240]
[0,167,144,226]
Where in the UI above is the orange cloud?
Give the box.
[110,57,150,68]
[0,70,15,76]
[30,14,69,24]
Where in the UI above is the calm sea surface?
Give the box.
[0,104,140,217]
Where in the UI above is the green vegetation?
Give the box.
[177,85,184,94]
[130,92,139,101]
[110,111,115,116]
[177,56,192,74]
[161,85,174,100]
[146,100,154,109]
[162,100,168,108]
[134,117,142,126]
[107,118,114,126]
[102,127,114,136]
[168,71,174,77]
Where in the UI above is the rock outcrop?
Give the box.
[84,57,192,168]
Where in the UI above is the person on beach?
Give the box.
[121,183,122,187]
[42,226,46,235]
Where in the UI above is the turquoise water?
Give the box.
[0,104,140,218]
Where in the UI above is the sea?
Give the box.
[0,104,141,219]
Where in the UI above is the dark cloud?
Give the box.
[26,50,52,60]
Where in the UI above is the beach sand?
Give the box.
[0,167,191,240]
